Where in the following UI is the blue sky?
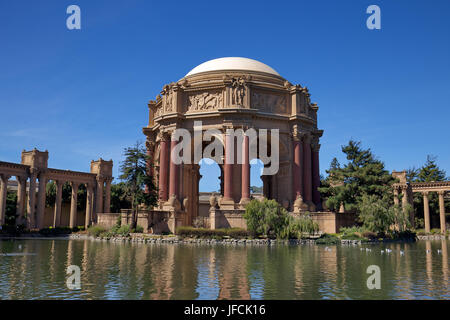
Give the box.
[0,0,449,191]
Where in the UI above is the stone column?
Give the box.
[438,191,446,234]
[159,135,169,202]
[311,142,321,208]
[145,139,155,194]
[402,187,409,209]
[169,136,179,199]
[16,175,27,225]
[423,191,430,233]
[303,134,313,204]
[95,176,104,215]
[240,134,250,204]
[223,132,233,201]
[393,187,399,206]
[27,170,37,228]
[53,180,63,227]
[85,184,93,228]
[69,182,79,228]
[103,178,111,213]
[36,173,47,229]
[292,139,303,198]
[0,174,10,226]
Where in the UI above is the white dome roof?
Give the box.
[185,57,280,77]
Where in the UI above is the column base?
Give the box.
[238,197,251,208]
[219,198,235,210]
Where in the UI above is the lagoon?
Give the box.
[0,239,448,300]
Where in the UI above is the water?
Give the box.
[0,239,448,300]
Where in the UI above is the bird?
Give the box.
[381,250,384,254]
[18,245,22,250]
[437,249,442,254]
[400,250,404,256]
[426,249,431,254]
[386,249,392,253]
[366,248,371,252]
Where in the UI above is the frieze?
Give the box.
[187,91,223,112]
[251,91,288,114]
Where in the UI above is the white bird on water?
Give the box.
[366,248,371,252]
[400,250,404,256]
[380,250,384,254]
[386,249,392,253]
[437,249,442,254]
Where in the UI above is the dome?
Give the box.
[185,57,280,77]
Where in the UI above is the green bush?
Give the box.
[116,225,131,236]
[283,214,319,239]
[133,225,144,233]
[176,226,249,239]
[39,227,72,236]
[87,225,107,237]
[316,233,340,245]
[244,199,290,238]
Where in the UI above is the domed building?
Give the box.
[142,57,323,232]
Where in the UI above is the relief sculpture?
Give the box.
[252,92,287,114]
[187,91,223,112]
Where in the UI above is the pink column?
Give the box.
[145,140,154,194]
[292,140,303,198]
[241,135,250,201]
[303,136,313,203]
[223,133,233,201]
[159,137,169,201]
[311,145,321,207]
[169,138,179,198]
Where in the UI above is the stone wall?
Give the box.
[97,212,120,229]
[210,209,247,230]
[308,212,356,234]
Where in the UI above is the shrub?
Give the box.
[284,214,319,239]
[87,225,107,237]
[176,226,249,239]
[415,228,426,236]
[361,231,377,239]
[39,227,72,236]
[133,225,144,233]
[316,233,340,245]
[244,199,290,238]
[116,225,131,236]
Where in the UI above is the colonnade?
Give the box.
[0,149,113,230]
[392,174,448,234]
[292,132,321,211]
[418,190,447,234]
[151,128,322,212]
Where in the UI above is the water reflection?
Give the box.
[0,240,448,300]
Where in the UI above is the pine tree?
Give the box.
[319,140,394,213]
[119,141,158,229]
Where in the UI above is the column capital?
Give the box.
[96,175,105,182]
[422,191,429,196]
[0,174,11,182]
[70,181,80,190]
[438,190,446,196]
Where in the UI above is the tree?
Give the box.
[110,182,131,213]
[119,141,158,229]
[408,155,448,225]
[319,140,394,213]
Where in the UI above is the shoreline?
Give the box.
[1,233,447,245]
